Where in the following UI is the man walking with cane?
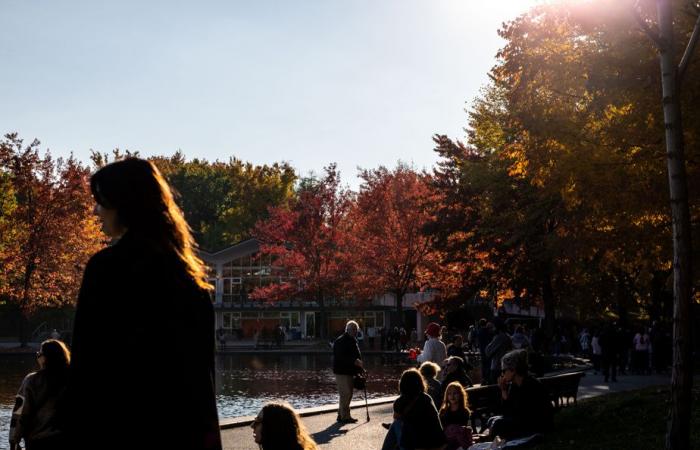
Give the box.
[333,320,364,423]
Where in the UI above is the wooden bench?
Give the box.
[466,384,502,433]
[539,371,585,409]
[466,371,585,433]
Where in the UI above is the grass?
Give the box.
[533,381,700,449]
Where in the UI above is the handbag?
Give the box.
[353,372,367,390]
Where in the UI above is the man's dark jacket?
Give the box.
[65,232,222,450]
[332,333,361,375]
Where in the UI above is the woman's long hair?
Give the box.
[39,339,71,393]
[399,368,426,397]
[439,381,470,417]
[90,158,211,290]
[259,402,318,450]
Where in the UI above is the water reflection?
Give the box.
[214,353,412,419]
[0,353,412,449]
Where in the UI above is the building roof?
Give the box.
[198,238,261,264]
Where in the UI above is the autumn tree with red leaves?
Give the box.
[348,164,437,325]
[251,164,352,338]
[0,134,104,345]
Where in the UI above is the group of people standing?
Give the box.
[586,322,669,382]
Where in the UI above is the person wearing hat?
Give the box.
[417,322,447,365]
[485,349,553,441]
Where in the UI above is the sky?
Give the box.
[0,0,542,188]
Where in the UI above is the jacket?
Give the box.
[10,370,67,446]
[332,333,361,375]
[485,332,513,371]
[417,337,447,365]
[65,232,222,450]
[398,392,446,450]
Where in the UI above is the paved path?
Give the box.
[221,369,671,450]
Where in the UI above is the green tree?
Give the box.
[150,155,297,251]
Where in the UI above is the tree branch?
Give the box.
[632,1,664,49]
[678,11,700,83]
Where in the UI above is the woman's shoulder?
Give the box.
[22,371,40,382]
[85,244,119,270]
[419,392,437,407]
[17,371,42,390]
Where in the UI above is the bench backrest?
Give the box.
[465,371,585,431]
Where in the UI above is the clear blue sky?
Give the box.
[1,0,540,187]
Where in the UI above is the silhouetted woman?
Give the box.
[251,402,318,450]
[381,368,446,450]
[66,158,222,449]
[10,340,71,450]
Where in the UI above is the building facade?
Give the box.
[200,239,405,340]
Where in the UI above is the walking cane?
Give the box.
[364,371,370,422]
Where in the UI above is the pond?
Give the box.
[0,353,416,449]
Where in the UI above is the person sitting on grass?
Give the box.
[381,368,446,450]
[485,349,553,441]
[251,402,319,450]
[420,361,443,408]
[439,382,473,450]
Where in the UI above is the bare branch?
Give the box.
[678,11,700,82]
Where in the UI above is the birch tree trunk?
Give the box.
[655,1,695,449]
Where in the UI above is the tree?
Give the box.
[348,164,437,325]
[427,0,699,338]
[0,134,104,344]
[251,164,352,338]
[632,0,700,447]
[150,154,297,251]
[92,150,297,251]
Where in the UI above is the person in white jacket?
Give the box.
[417,322,447,365]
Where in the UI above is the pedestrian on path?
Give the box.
[66,158,222,450]
[417,322,447,365]
[599,322,619,383]
[484,319,513,385]
[332,320,364,423]
[251,402,319,450]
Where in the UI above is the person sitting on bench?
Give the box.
[486,349,553,441]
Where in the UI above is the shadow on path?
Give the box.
[312,420,372,445]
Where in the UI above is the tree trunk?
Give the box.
[656,2,694,449]
[650,269,672,323]
[18,262,35,347]
[541,262,556,338]
[396,290,404,327]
